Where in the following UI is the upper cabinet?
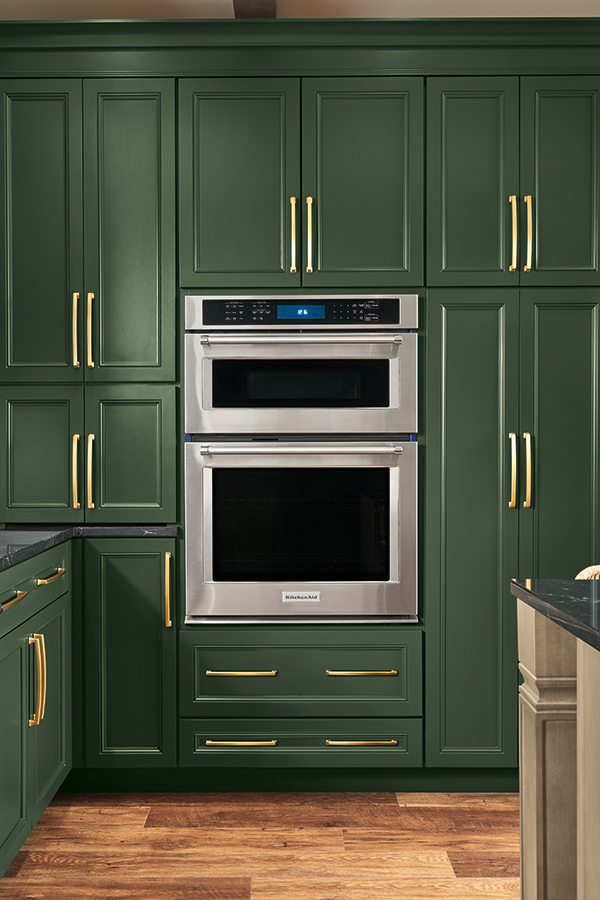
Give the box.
[178,77,423,288]
[427,76,600,286]
[0,79,175,383]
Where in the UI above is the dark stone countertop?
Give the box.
[511,578,600,652]
[0,525,179,572]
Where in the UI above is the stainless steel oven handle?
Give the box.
[199,333,403,345]
[199,445,402,455]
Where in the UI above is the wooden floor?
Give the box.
[1,792,520,899]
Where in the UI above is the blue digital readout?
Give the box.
[277,304,325,320]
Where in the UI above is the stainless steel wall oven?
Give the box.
[184,295,418,623]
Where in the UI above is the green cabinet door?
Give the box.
[519,289,600,577]
[0,80,83,383]
[301,77,423,287]
[520,78,600,286]
[84,539,176,767]
[84,384,176,524]
[425,289,520,766]
[26,593,72,828]
[427,78,520,286]
[179,78,300,288]
[0,623,29,878]
[83,80,175,380]
[0,386,84,523]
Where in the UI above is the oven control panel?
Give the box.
[195,296,410,328]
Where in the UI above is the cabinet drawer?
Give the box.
[0,543,71,638]
[179,717,422,768]
[179,629,422,717]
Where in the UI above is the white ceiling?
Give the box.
[0,0,597,18]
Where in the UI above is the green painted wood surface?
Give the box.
[425,289,520,766]
[0,623,29,878]
[301,76,423,286]
[0,80,83,383]
[84,539,176,767]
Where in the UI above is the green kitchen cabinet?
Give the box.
[428,77,600,286]
[84,539,176,767]
[0,78,175,383]
[0,384,176,524]
[179,76,423,288]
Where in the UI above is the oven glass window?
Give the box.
[211,360,389,408]
[212,467,390,581]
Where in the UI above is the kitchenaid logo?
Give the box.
[282,591,321,602]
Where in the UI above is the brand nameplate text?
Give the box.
[282,591,321,602]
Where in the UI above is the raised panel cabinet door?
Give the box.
[84,384,176,524]
[0,80,83,382]
[26,594,72,828]
[302,77,423,287]
[0,627,29,878]
[83,80,175,381]
[0,386,84,523]
[424,289,520,766]
[179,78,300,287]
[84,539,176,766]
[520,77,600,285]
[427,77,520,286]
[519,290,600,578]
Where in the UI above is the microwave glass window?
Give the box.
[211,359,390,408]
[211,467,390,582]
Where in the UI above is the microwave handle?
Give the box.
[199,333,403,345]
[199,444,402,456]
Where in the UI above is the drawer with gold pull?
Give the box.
[0,542,71,637]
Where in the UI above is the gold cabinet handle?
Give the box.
[72,434,80,510]
[509,196,518,271]
[0,589,27,613]
[36,568,66,586]
[326,740,398,746]
[165,551,172,628]
[290,196,297,273]
[205,740,278,747]
[306,196,313,273]
[28,634,47,726]
[524,196,533,272]
[87,434,95,509]
[72,292,80,367]
[509,432,517,508]
[523,432,532,508]
[87,292,95,368]
[326,670,398,676]
[205,670,278,677]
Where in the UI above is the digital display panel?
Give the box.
[277,304,326,320]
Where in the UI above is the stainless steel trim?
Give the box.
[198,333,403,345]
[199,444,402,456]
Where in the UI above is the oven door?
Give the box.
[184,441,417,622]
[184,333,417,434]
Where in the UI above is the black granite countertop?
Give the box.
[0,525,179,572]
[511,578,600,652]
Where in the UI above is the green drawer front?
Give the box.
[0,542,71,638]
[179,717,422,768]
[179,631,422,718]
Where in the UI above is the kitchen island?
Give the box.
[512,578,600,900]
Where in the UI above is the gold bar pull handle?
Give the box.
[87,434,95,509]
[39,633,47,720]
[508,432,517,508]
[0,589,27,613]
[28,634,44,727]
[36,568,66,586]
[87,292,95,368]
[72,434,80,510]
[523,432,532,508]
[205,740,278,747]
[524,195,533,272]
[72,292,80,367]
[509,196,517,271]
[205,670,278,677]
[326,740,398,746]
[165,551,173,628]
[326,670,398,676]
[290,196,297,273]
[306,196,313,273]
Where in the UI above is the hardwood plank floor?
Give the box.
[0,793,520,900]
